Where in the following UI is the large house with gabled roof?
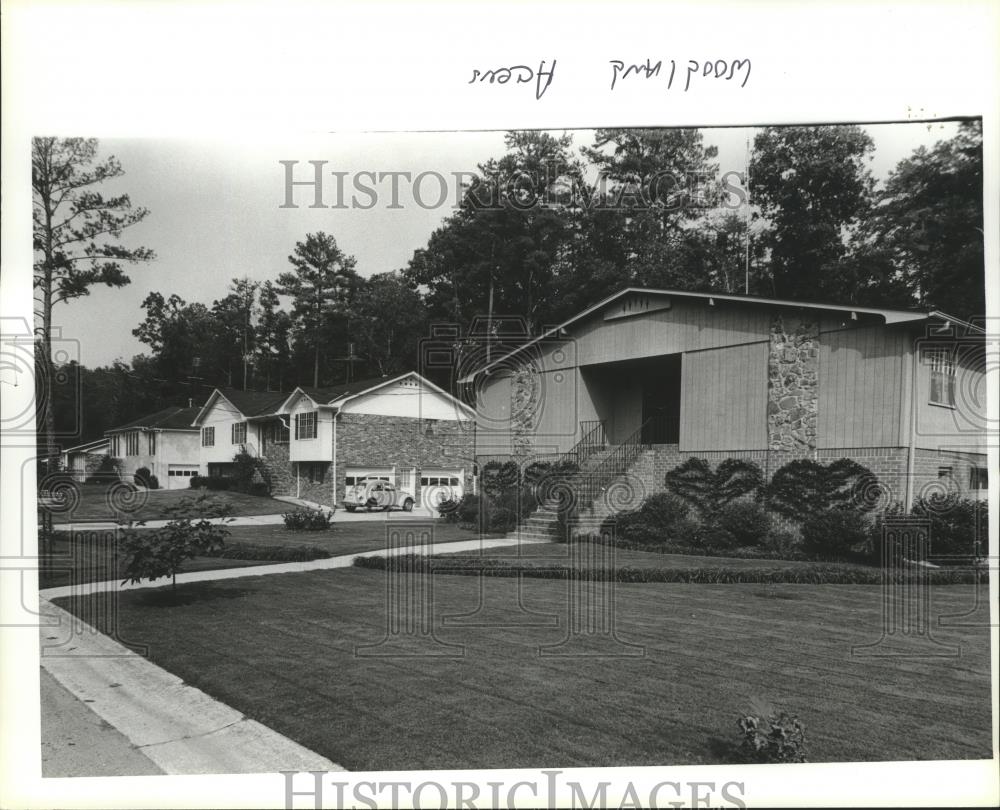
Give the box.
[462,287,990,511]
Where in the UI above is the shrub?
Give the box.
[801,508,871,559]
[282,507,334,531]
[133,467,154,488]
[232,448,271,495]
[716,501,771,547]
[147,474,160,490]
[910,495,989,559]
[664,457,764,517]
[603,492,695,546]
[480,460,520,497]
[761,529,801,558]
[437,496,461,521]
[487,506,517,533]
[736,701,807,764]
[87,454,122,483]
[766,458,880,521]
[189,475,232,490]
[455,493,482,529]
[205,543,332,562]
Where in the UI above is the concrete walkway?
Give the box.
[39,599,343,775]
[39,534,543,774]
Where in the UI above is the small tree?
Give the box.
[120,496,233,593]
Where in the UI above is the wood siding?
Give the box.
[548,298,773,368]
[680,342,769,451]
[817,325,907,448]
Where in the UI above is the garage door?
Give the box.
[344,467,394,499]
[420,469,464,510]
[166,465,200,490]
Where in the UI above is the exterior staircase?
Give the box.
[504,420,655,543]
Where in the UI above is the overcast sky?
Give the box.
[53,122,960,367]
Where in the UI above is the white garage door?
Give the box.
[166,465,200,490]
[420,469,464,510]
[344,467,394,499]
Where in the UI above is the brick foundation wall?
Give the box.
[260,442,296,497]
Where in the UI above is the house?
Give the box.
[105,406,202,488]
[59,437,110,482]
[191,388,290,479]
[462,288,990,509]
[192,372,476,508]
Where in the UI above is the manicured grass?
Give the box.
[39,530,275,589]
[221,521,486,555]
[57,568,992,769]
[39,521,486,588]
[49,485,288,522]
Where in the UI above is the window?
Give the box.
[926,348,956,406]
[303,462,326,484]
[231,421,247,445]
[969,467,988,491]
[295,411,317,440]
[147,432,156,456]
[125,431,139,456]
[202,426,215,447]
[110,435,120,456]
[937,466,953,479]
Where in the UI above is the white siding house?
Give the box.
[105,406,201,488]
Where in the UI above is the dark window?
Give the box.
[125,431,139,456]
[147,432,156,455]
[969,467,988,490]
[202,427,215,447]
[938,466,953,479]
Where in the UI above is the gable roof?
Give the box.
[60,437,110,455]
[107,406,201,433]
[278,371,475,415]
[190,388,291,426]
[458,286,982,382]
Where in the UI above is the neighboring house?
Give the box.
[275,372,476,507]
[60,437,110,482]
[462,287,990,508]
[191,388,290,479]
[105,406,202,489]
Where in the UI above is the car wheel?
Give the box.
[345,505,356,513]
[402,498,414,512]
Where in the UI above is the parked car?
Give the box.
[343,478,415,512]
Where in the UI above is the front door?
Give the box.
[641,355,681,444]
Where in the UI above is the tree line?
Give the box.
[34,123,985,454]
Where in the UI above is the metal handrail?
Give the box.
[571,417,653,510]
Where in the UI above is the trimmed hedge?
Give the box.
[353,553,981,585]
[204,543,332,562]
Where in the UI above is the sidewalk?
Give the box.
[39,599,343,775]
[39,534,545,774]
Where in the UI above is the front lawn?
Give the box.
[49,485,287,522]
[57,568,992,770]
[40,521,487,588]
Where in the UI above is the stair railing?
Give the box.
[571,417,654,511]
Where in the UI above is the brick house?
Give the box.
[275,372,476,507]
[105,406,202,488]
[192,373,476,508]
[463,288,990,516]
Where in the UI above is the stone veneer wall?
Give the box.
[259,441,295,497]
[510,366,538,459]
[767,315,819,451]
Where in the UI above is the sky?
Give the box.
[53,121,961,368]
